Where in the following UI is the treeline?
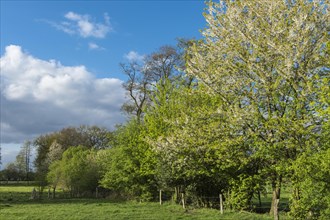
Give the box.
[2,1,329,220]
[1,141,34,182]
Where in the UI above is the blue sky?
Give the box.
[0,0,207,168]
[1,0,206,78]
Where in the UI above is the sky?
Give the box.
[0,0,207,168]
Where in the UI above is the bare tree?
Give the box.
[120,45,184,121]
[16,140,32,182]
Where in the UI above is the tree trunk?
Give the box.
[272,189,280,220]
[52,187,56,199]
[294,187,300,200]
[173,186,180,203]
[258,190,262,207]
[269,176,282,220]
[181,193,186,209]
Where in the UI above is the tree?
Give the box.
[289,40,330,219]
[47,146,100,197]
[100,120,158,201]
[289,148,330,219]
[186,0,329,219]
[78,125,112,150]
[147,81,259,208]
[46,140,63,164]
[34,125,111,185]
[1,163,20,181]
[46,160,62,198]
[120,45,184,121]
[34,132,59,185]
[15,141,33,181]
[100,45,191,200]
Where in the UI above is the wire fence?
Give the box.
[1,183,291,213]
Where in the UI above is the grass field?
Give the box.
[0,185,287,220]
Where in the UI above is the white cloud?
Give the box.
[0,45,126,147]
[124,51,145,62]
[88,42,105,50]
[51,12,112,38]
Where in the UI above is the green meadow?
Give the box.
[0,185,284,220]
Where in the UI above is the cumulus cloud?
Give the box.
[88,42,105,50]
[0,45,126,145]
[51,12,112,38]
[124,51,145,62]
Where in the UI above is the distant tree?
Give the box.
[120,45,184,121]
[78,125,112,149]
[47,146,100,197]
[34,125,111,185]
[46,140,64,166]
[2,163,20,181]
[15,141,33,181]
[46,160,62,198]
[34,132,58,185]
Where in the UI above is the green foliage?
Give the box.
[27,1,329,217]
[100,120,157,200]
[229,174,265,211]
[147,80,242,204]
[1,163,21,181]
[185,0,329,216]
[289,148,330,219]
[47,160,62,189]
[47,146,100,194]
[34,125,111,185]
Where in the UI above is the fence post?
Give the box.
[159,190,162,205]
[219,193,224,214]
[31,187,37,200]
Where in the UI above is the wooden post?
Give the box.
[159,190,162,205]
[31,188,36,200]
[181,193,185,209]
[227,189,231,210]
[96,187,98,198]
[48,187,50,199]
[219,194,223,214]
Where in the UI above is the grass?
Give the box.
[251,186,291,213]
[0,185,286,220]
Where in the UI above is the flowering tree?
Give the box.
[186,0,329,219]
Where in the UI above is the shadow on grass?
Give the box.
[0,191,127,206]
[252,199,290,214]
